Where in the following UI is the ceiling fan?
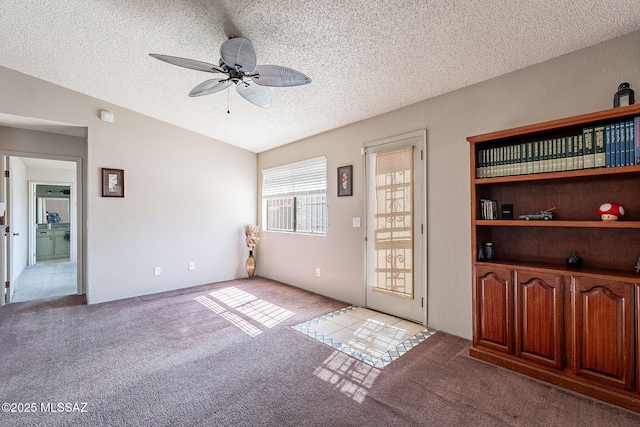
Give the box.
[150,37,311,109]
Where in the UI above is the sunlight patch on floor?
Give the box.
[195,286,295,337]
[194,295,263,337]
[313,350,381,403]
[209,286,294,328]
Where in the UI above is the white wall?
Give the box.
[0,66,257,304]
[8,157,28,283]
[258,30,640,339]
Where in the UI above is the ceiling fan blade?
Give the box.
[149,54,225,73]
[189,79,231,97]
[236,80,271,108]
[220,37,257,73]
[250,65,312,87]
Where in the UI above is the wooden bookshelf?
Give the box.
[469,105,640,413]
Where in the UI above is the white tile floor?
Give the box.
[293,306,436,368]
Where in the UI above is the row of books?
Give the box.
[480,199,498,220]
[476,116,640,178]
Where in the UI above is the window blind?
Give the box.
[262,156,327,198]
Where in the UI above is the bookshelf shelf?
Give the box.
[475,164,640,185]
[475,219,640,229]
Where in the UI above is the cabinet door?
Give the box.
[572,276,634,391]
[473,265,514,354]
[515,270,564,369]
[54,235,70,256]
[36,236,54,259]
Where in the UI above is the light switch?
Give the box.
[352,217,361,227]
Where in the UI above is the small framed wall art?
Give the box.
[102,168,124,197]
[337,165,353,197]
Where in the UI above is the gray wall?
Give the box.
[0,66,257,304]
[257,30,640,339]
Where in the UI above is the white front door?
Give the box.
[365,131,426,324]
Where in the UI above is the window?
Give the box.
[262,156,327,235]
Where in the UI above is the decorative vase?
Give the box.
[246,250,256,279]
[566,256,582,267]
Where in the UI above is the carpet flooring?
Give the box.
[11,261,77,302]
[1,277,639,426]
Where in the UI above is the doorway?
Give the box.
[5,156,79,303]
[364,131,426,324]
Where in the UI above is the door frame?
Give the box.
[362,130,427,325]
[0,151,84,305]
[29,180,76,266]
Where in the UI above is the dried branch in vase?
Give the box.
[244,224,260,250]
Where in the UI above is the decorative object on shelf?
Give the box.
[597,202,625,221]
[484,242,494,260]
[501,204,513,220]
[244,224,260,279]
[613,82,635,108]
[519,207,555,220]
[337,165,353,197]
[476,246,485,262]
[635,256,640,274]
[101,168,124,197]
[566,251,583,267]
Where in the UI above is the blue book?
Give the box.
[625,120,636,166]
[635,116,640,165]
[614,122,622,167]
[605,124,612,167]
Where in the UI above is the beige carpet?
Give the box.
[11,261,76,302]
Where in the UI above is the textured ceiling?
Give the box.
[1,1,640,153]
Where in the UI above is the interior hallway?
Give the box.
[11,260,77,302]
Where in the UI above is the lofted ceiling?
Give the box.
[1,1,640,153]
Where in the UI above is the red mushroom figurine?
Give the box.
[598,202,625,221]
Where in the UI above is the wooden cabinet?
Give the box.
[469,105,640,412]
[572,275,634,391]
[473,265,514,354]
[515,269,564,370]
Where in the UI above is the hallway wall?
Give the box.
[0,65,257,304]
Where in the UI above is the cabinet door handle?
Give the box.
[13,233,19,236]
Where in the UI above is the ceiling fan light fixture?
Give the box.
[150,36,310,108]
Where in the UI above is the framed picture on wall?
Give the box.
[337,165,353,197]
[102,168,124,197]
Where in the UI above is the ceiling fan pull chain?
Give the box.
[227,86,230,114]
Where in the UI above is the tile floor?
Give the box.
[293,306,436,368]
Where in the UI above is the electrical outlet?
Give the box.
[188,262,195,271]
[316,268,321,277]
[154,267,161,276]
[352,217,361,227]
